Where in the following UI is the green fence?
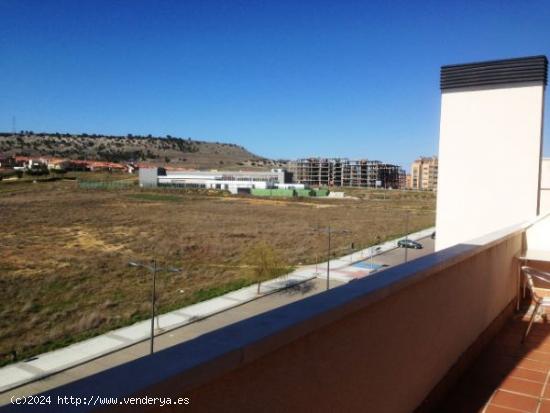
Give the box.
[314,189,329,197]
[250,188,330,198]
[295,189,314,197]
[250,188,296,197]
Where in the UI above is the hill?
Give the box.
[0,132,285,170]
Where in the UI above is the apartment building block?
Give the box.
[410,156,438,190]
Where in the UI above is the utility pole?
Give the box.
[128,260,181,355]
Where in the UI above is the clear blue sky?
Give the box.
[1,0,550,168]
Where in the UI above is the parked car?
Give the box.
[397,239,423,249]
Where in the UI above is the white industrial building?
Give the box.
[139,168,304,194]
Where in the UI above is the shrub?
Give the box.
[244,242,289,294]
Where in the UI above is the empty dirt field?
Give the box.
[0,178,435,365]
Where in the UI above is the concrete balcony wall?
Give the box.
[25,224,530,413]
[177,230,523,413]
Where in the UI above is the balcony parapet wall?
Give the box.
[6,219,543,413]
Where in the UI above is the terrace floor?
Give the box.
[440,301,550,413]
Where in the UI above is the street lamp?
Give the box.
[311,226,351,290]
[371,235,382,266]
[404,211,410,263]
[128,260,181,355]
[370,246,374,264]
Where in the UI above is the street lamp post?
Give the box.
[327,226,331,290]
[311,226,351,290]
[315,251,319,275]
[370,246,374,264]
[372,235,381,266]
[128,260,181,355]
[404,211,410,264]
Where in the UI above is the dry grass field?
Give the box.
[0,178,435,365]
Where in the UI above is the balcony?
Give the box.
[0,55,546,413]
[3,213,548,412]
[441,309,550,412]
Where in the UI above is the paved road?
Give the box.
[313,236,435,283]
[0,233,435,404]
[373,236,435,267]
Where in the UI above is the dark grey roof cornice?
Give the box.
[441,55,548,90]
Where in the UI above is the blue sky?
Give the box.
[1,0,550,168]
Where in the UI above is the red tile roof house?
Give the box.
[87,161,126,172]
[44,158,72,170]
[12,156,48,170]
[66,160,92,171]
[0,155,15,168]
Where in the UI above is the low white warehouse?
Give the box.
[139,168,304,194]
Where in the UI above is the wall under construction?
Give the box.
[288,158,402,189]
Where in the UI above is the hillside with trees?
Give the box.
[0,132,287,170]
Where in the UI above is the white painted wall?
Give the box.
[157,177,272,194]
[526,212,550,252]
[436,83,545,251]
[540,158,550,215]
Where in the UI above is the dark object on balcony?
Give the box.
[521,266,550,342]
[431,231,436,240]
[397,239,423,249]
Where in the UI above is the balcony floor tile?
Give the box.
[439,305,550,413]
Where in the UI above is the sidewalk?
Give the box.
[312,226,435,282]
[0,226,434,394]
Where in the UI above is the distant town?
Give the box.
[0,132,438,194]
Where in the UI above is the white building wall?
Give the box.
[540,158,550,215]
[157,176,272,194]
[436,83,545,251]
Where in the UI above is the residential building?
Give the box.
[12,156,46,170]
[398,168,407,189]
[0,155,15,168]
[405,173,412,189]
[410,156,438,190]
[45,158,71,170]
